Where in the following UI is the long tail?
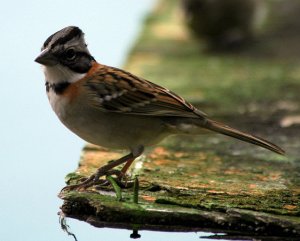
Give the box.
[203,119,285,155]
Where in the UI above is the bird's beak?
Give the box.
[35,48,57,66]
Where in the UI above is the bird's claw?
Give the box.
[60,168,134,193]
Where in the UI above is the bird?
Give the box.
[35,26,284,190]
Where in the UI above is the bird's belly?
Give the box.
[50,94,169,150]
[64,112,168,150]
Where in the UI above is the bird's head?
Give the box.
[35,26,95,84]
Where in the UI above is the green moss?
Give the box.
[64,172,84,185]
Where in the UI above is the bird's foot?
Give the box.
[60,164,114,192]
[60,168,134,193]
[60,149,143,193]
[99,170,135,189]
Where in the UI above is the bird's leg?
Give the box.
[120,158,136,176]
[115,145,144,187]
[61,145,144,191]
[100,145,144,188]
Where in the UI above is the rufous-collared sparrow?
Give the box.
[35,26,284,190]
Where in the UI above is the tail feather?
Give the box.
[204,119,285,155]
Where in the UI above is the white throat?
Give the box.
[42,65,85,84]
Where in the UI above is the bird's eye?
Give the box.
[65,48,76,60]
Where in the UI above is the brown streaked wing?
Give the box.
[84,65,206,118]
